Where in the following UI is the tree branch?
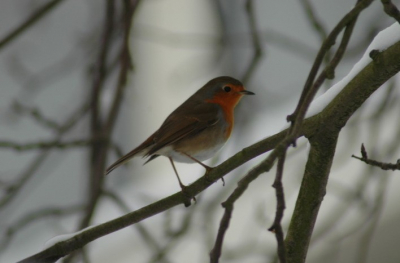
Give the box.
[285,132,339,263]
[268,152,287,263]
[17,37,400,263]
[0,0,66,51]
[0,139,96,151]
[284,39,400,263]
[0,102,90,210]
[380,0,400,24]
[0,205,83,252]
[352,143,400,170]
[288,0,372,125]
[242,0,263,84]
[12,101,62,131]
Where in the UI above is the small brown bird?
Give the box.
[106,76,254,189]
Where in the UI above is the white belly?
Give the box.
[155,141,226,163]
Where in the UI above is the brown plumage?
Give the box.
[105,76,254,187]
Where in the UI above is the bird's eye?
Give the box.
[223,86,231,92]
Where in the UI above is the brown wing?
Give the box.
[105,102,220,175]
[145,102,220,156]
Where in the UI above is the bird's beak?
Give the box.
[239,90,255,95]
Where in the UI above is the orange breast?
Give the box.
[206,94,241,137]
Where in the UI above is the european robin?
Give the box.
[105,76,254,190]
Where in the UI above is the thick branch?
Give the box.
[381,0,400,23]
[284,40,400,263]
[18,40,400,263]
[285,132,339,263]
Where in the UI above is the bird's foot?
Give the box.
[179,183,196,207]
[204,167,225,186]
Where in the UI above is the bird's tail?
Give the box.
[105,149,139,175]
[105,133,156,175]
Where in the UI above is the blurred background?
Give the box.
[1,0,400,262]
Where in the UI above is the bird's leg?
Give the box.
[169,157,195,206]
[169,157,186,189]
[181,153,224,186]
[181,153,213,172]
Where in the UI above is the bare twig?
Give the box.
[287,0,372,126]
[299,0,332,67]
[64,2,139,262]
[12,101,62,131]
[16,40,400,260]
[268,153,287,263]
[0,0,66,51]
[352,144,400,170]
[0,139,96,151]
[292,10,359,122]
[242,0,263,84]
[380,0,400,24]
[0,152,48,210]
[210,142,287,263]
[78,0,138,231]
[0,102,90,209]
[78,0,116,232]
[300,0,328,41]
[0,205,83,252]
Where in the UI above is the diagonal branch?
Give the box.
[0,0,66,51]
[352,143,400,170]
[288,0,372,125]
[12,101,62,131]
[380,0,400,24]
[17,39,400,263]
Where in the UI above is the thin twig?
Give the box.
[0,205,83,252]
[299,0,332,66]
[17,39,400,263]
[268,153,287,263]
[0,102,90,210]
[65,2,139,262]
[0,139,96,151]
[78,0,116,232]
[300,0,328,41]
[0,0,66,51]
[210,143,287,263]
[12,101,62,131]
[352,144,400,170]
[287,0,372,125]
[242,0,263,84]
[380,0,400,24]
[287,6,359,139]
